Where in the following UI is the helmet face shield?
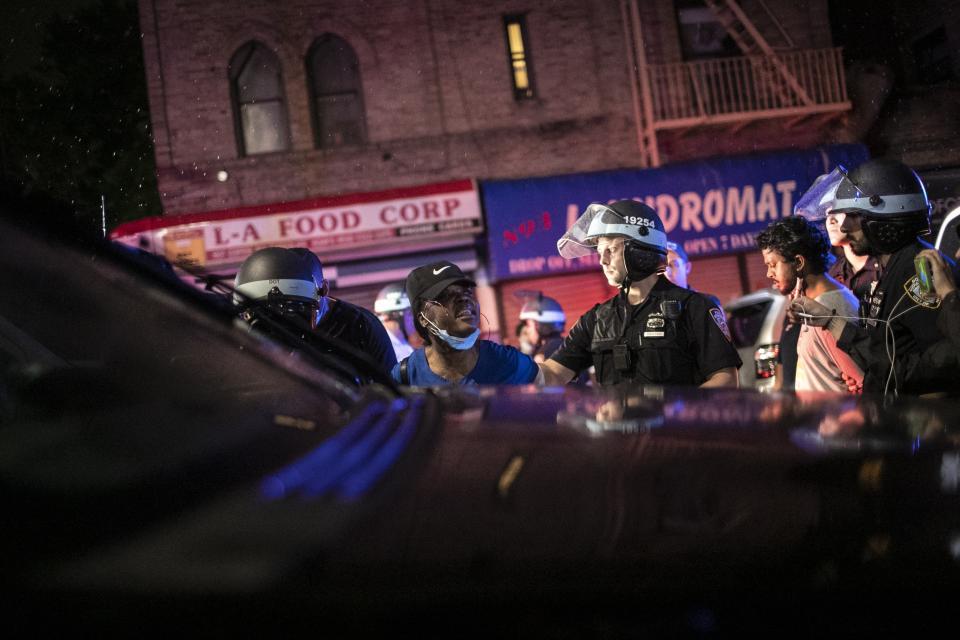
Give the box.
[557,203,609,259]
[557,202,668,259]
[794,167,845,222]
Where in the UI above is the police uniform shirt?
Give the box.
[837,240,960,395]
[316,298,398,372]
[940,291,960,350]
[829,252,881,305]
[549,277,742,386]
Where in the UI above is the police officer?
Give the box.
[664,240,722,308]
[794,168,881,305]
[374,282,416,361]
[518,293,566,362]
[539,200,741,387]
[791,159,960,395]
[234,247,397,373]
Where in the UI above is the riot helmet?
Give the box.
[558,199,668,288]
[234,247,329,329]
[831,159,931,254]
[375,281,415,343]
[519,293,566,337]
[374,282,410,315]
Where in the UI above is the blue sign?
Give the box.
[481,144,869,282]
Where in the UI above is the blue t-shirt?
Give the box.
[390,340,539,386]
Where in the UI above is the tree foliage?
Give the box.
[0,0,160,232]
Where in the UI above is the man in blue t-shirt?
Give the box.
[391,261,540,386]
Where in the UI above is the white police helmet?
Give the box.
[558,199,668,259]
[374,283,410,314]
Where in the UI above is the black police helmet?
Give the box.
[833,159,931,254]
[234,247,326,308]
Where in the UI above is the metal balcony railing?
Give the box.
[647,47,850,129]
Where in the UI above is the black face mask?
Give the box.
[862,216,923,255]
[622,243,666,287]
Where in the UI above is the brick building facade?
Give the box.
[134,0,896,352]
[139,0,847,215]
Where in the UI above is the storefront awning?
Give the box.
[111,179,484,273]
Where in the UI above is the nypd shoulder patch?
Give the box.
[903,276,941,309]
[710,307,732,342]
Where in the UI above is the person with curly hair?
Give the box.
[756,217,862,393]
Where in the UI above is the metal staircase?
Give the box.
[621,0,851,167]
[702,0,812,107]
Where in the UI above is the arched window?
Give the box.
[229,41,291,156]
[307,35,366,148]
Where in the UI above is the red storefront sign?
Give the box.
[111,179,483,269]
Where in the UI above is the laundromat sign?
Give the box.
[482,144,871,282]
[111,179,482,270]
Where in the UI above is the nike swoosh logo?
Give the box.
[432,266,452,275]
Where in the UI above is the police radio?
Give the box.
[660,299,682,320]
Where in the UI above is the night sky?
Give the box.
[1,0,954,226]
[0,0,98,78]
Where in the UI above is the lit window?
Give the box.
[504,15,535,100]
[229,42,292,156]
[307,34,367,148]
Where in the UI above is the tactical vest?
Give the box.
[590,288,700,386]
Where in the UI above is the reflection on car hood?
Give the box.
[7,375,960,631]
[435,384,959,450]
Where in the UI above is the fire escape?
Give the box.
[622,0,852,168]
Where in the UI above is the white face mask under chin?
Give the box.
[421,314,480,350]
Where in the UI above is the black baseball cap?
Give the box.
[405,260,476,303]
